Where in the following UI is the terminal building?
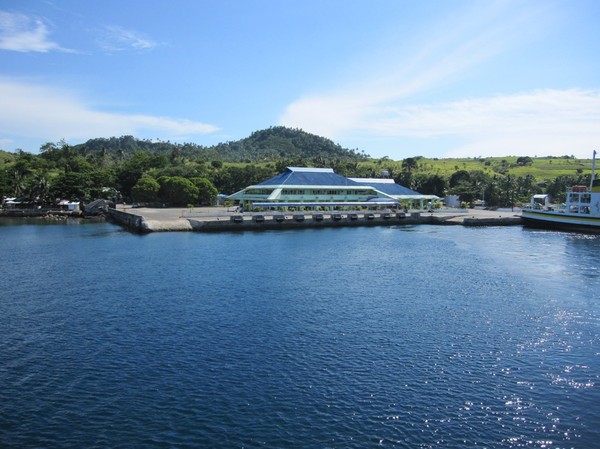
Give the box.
[227,166,437,211]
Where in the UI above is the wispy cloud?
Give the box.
[98,25,162,53]
[278,1,585,157]
[0,11,71,53]
[369,89,600,158]
[279,1,539,137]
[0,79,218,149]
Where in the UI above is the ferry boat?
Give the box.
[522,151,600,233]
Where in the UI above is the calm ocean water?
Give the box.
[0,218,599,448]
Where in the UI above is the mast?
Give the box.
[590,150,597,191]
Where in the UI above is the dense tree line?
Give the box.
[388,159,591,208]
[69,126,369,164]
[0,128,368,207]
[0,129,594,209]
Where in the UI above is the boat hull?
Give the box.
[521,210,600,233]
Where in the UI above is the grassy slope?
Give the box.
[0,150,16,165]
[358,156,595,180]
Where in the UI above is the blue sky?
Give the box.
[1,0,599,160]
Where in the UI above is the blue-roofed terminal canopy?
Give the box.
[259,167,358,187]
[227,167,437,211]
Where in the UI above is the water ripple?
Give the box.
[0,224,599,448]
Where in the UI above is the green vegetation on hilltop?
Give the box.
[70,126,368,164]
[0,128,596,209]
[0,150,15,165]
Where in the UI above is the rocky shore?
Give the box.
[0,209,83,218]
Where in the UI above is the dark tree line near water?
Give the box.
[0,127,593,208]
[0,128,368,207]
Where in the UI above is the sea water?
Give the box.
[0,219,599,448]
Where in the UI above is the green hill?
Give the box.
[2,128,596,208]
[73,127,369,163]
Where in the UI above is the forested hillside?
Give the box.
[70,126,368,164]
[0,127,596,209]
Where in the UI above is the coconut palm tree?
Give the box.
[30,173,50,204]
[10,169,25,198]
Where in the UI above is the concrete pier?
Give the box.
[107,206,522,233]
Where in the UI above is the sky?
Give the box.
[0,0,599,160]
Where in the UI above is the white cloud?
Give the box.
[289,89,600,160]
[0,11,70,52]
[281,89,600,160]
[98,25,161,53]
[278,0,594,158]
[369,89,600,158]
[279,0,542,139]
[0,79,218,149]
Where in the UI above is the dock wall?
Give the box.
[189,212,422,232]
[462,216,522,227]
[108,208,522,233]
[107,208,147,232]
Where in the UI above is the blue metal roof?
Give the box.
[367,182,421,196]
[258,167,363,187]
[252,167,427,197]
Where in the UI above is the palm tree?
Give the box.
[30,173,50,204]
[402,157,418,174]
[11,169,25,197]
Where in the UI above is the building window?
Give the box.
[245,188,272,195]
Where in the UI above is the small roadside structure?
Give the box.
[2,197,19,209]
[58,200,81,212]
[531,194,551,210]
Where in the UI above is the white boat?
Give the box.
[522,151,600,233]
